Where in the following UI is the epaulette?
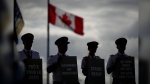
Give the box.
[49,54,57,58]
[66,54,69,56]
[83,56,88,62]
[127,55,132,57]
[110,54,115,57]
[95,56,101,59]
[32,50,39,54]
[83,56,88,59]
[18,51,22,53]
[49,55,54,57]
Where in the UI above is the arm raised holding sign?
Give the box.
[47,36,73,83]
[81,41,102,84]
[107,56,121,74]
[47,55,62,73]
[107,37,136,84]
[81,57,88,76]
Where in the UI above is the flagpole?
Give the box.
[47,0,50,84]
[13,1,15,83]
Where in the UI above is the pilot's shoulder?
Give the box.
[18,50,22,53]
[83,56,88,58]
[66,54,69,56]
[83,56,88,60]
[18,50,23,54]
[126,54,133,57]
[49,54,57,58]
[95,56,101,59]
[110,53,117,57]
[108,54,116,59]
[32,50,39,54]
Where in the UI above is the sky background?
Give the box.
[13,0,139,84]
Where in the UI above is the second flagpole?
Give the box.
[47,0,50,84]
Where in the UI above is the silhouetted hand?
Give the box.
[113,56,122,71]
[115,57,121,65]
[57,56,63,64]
[47,56,63,73]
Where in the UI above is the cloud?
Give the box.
[17,0,47,8]
[139,1,150,37]
[139,1,150,62]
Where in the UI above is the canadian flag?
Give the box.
[49,3,84,35]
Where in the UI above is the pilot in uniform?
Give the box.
[106,38,135,84]
[18,33,40,60]
[81,41,101,84]
[47,36,70,84]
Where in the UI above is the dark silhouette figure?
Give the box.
[81,41,101,84]
[18,33,40,60]
[47,37,69,84]
[106,37,136,84]
[47,36,80,84]
[47,36,69,73]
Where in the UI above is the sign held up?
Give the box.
[22,59,43,84]
[88,58,105,84]
[60,56,79,83]
[116,57,135,83]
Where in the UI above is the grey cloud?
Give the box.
[139,1,150,37]
[17,0,47,8]
[139,1,150,62]
[17,0,138,30]
[124,22,138,38]
[51,0,137,11]
[16,0,47,22]
[94,18,138,41]
[89,21,138,41]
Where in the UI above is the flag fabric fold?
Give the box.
[14,0,24,44]
[49,3,84,35]
[14,0,24,36]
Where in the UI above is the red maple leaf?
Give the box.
[61,13,72,25]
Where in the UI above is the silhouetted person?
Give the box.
[106,37,135,84]
[47,36,70,84]
[81,41,101,84]
[18,33,40,60]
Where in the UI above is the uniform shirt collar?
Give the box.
[23,49,31,52]
[117,52,127,56]
[88,55,96,58]
[57,52,66,56]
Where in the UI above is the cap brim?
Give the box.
[56,42,70,45]
[63,42,70,44]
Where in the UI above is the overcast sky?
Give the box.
[14,0,139,84]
